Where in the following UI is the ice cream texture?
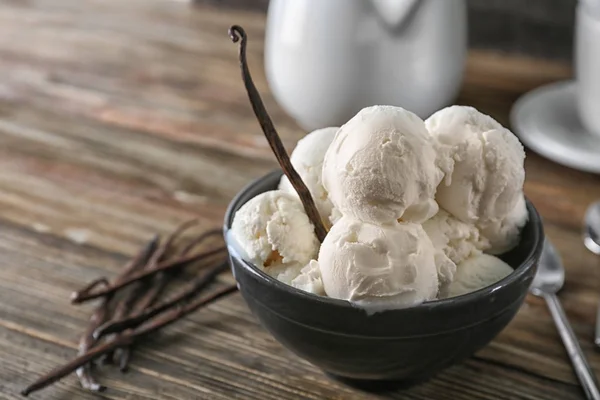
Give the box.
[426,106,525,225]
[291,260,325,295]
[423,209,489,264]
[478,193,528,254]
[441,253,513,298]
[279,127,338,223]
[422,209,490,283]
[230,190,319,281]
[322,105,442,225]
[318,216,439,311]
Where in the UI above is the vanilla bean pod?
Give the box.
[126,220,203,318]
[75,278,109,300]
[21,284,238,397]
[179,228,222,256]
[106,285,144,366]
[114,219,199,370]
[105,233,167,367]
[94,260,229,339]
[118,248,225,366]
[76,279,108,393]
[71,246,226,303]
[76,360,103,392]
[146,219,201,268]
[75,236,158,390]
[228,25,327,242]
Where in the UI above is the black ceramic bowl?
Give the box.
[224,170,544,382]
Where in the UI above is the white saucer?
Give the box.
[510,80,600,174]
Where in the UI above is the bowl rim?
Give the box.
[224,169,544,313]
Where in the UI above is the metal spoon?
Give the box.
[530,239,600,400]
[583,201,600,348]
[584,201,600,256]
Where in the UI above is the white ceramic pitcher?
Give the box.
[265,0,467,131]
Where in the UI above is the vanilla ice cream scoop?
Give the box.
[423,209,489,285]
[230,190,319,281]
[426,106,525,225]
[478,193,528,254]
[279,127,338,223]
[423,209,490,265]
[263,263,305,285]
[441,253,513,298]
[322,106,442,224]
[291,260,325,295]
[318,216,439,311]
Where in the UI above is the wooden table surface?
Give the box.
[1,1,600,399]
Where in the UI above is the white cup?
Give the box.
[576,2,600,137]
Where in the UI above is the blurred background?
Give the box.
[199,0,577,60]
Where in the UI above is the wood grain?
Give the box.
[0,0,599,399]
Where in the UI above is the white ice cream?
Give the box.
[318,216,439,311]
[426,106,525,226]
[423,214,471,285]
[478,193,528,254]
[291,260,325,295]
[422,208,490,269]
[263,263,305,285]
[279,127,338,225]
[431,251,457,288]
[322,106,443,224]
[329,207,343,226]
[441,253,513,298]
[230,190,319,282]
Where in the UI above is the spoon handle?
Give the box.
[544,293,600,400]
[595,301,600,348]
